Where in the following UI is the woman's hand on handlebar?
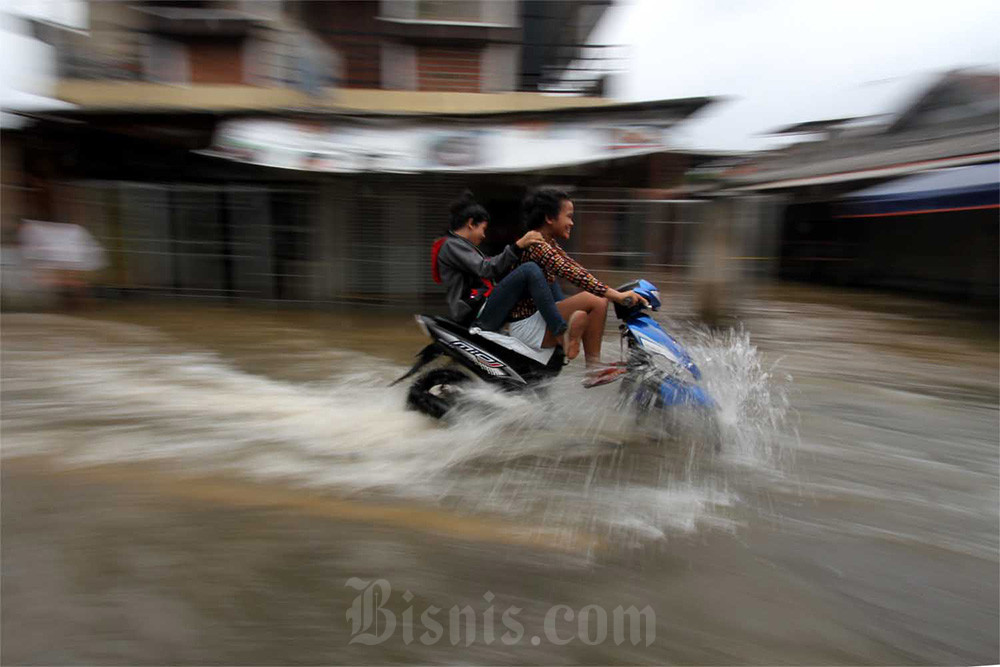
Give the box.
[515,230,545,249]
[607,289,649,309]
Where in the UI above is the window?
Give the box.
[381,1,516,26]
[417,0,482,22]
[146,35,189,83]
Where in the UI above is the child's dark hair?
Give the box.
[522,188,570,230]
[449,190,490,231]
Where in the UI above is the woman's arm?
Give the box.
[445,232,545,280]
[524,243,607,296]
[525,244,649,307]
[440,239,517,280]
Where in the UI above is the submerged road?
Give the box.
[2,284,997,664]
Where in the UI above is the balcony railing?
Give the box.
[529,43,627,95]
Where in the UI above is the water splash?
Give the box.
[683,322,795,467]
[2,313,792,544]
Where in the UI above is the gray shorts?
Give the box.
[507,311,547,350]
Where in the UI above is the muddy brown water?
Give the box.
[2,284,997,664]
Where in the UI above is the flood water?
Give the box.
[2,284,997,664]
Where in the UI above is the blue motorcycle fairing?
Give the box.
[659,376,715,408]
[622,313,702,381]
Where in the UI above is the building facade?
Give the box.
[721,70,999,303]
[44,0,617,96]
[5,0,723,308]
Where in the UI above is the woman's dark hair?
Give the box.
[449,190,490,231]
[522,188,570,230]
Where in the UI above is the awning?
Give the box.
[0,90,77,130]
[838,162,999,218]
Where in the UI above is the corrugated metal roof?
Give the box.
[730,129,999,191]
[843,162,999,199]
[728,69,1000,191]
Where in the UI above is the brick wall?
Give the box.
[188,38,245,84]
[304,1,382,88]
[417,46,482,92]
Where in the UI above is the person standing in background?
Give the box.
[18,178,107,309]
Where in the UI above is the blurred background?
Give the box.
[1,0,997,312]
[1,1,997,664]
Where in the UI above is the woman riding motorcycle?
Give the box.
[509,188,648,377]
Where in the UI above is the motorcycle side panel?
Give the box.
[424,319,526,385]
[419,316,564,387]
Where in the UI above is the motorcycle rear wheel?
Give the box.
[406,368,473,419]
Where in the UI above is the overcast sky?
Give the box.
[2,1,997,150]
[595,0,1000,151]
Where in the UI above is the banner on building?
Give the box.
[200,118,671,174]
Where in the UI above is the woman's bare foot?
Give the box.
[562,310,587,360]
[582,364,627,388]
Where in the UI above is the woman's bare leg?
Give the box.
[540,292,609,366]
[541,309,586,359]
[579,294,609,366]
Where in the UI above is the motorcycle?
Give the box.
[392,279,715,422]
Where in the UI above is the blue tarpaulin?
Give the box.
[839,162,1000,217]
